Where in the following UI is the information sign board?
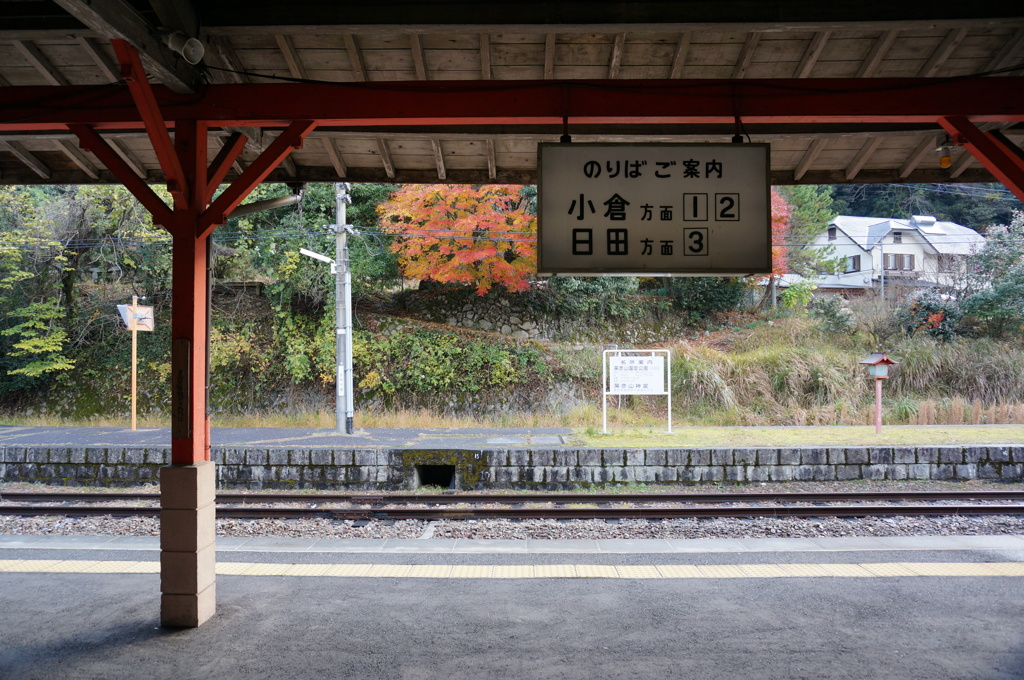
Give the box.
[538,143,770,276]
[602,349,671,433]
[607,354,665,395]
[117,303,155,331]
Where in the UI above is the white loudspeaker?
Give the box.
[166,32,205,65]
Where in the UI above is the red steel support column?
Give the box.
[162,119,216,627]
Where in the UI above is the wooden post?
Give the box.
[131,295,138,431]
[875,378,883,435]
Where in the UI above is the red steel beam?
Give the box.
[939,116,1024,202]
[68,124,174,227]
[198,120,316,238]
[205,132,246,206]
[2,78,1024,131]
[110,40,187,207]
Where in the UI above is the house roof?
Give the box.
[0,2,1022,186]
[830,215,985,254]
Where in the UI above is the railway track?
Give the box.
[3,490,1024,521]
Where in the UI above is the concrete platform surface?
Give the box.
[2,534,1023,680]
[0,424,573,449]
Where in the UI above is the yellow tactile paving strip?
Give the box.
[1,559,1023,579]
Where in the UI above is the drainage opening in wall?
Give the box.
[415,465,456,489]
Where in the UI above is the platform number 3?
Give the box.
[683,228,708,256]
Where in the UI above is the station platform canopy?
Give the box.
[1,1,1023,188]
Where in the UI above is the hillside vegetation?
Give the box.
[2,182,1023,429]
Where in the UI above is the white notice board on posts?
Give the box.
[538,143,770,276]
[603,349,671,434]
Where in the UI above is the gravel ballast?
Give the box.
[2,480,1023,541]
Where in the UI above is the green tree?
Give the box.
[774,185,844,275]
[1,299,76,377]
[959,210,1024,337]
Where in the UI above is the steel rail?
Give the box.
[2,504,1023,521]
[5,490,1024,504]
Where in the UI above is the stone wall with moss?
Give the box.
[4,444,1021,490]
[398,290,692,345]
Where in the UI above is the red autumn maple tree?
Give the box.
[770,188,792,278]
[377,184,537,295]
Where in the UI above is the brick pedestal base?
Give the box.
[160,461,216,627]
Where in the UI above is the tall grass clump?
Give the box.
[891,336,1024,403]
[668,343,737,409]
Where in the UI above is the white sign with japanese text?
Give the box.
[607,354,665,395]
[602,349,672,433]
[538,143,770,276]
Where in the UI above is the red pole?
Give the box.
[875,378,883,435]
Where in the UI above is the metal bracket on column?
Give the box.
[171,338,192,440]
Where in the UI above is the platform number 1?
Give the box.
[682,193,708,221]
[715,193,740,221]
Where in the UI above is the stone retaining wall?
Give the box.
[2,445,1022,490]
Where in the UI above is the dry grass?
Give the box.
[582,424,1024,448]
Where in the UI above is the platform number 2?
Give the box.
[715,193,740,221]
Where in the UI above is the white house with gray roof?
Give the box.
[787,214,985,293]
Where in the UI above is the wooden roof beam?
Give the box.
[344,35,367,82]
[410,34,427,80]
[54,138,100,179]
[147,0,199,39]
[109,139,147,178]
[53,0,198,93]
[898,135,938,178]
[280,154,297,177]
[204,35,248,84]
[609,33,626,79]
[322,138,347,178]
[276,35,307,79]
[985,27,1024,74]
[0,140,51,179]
[918,27,967,77]
[13,40,70,86]
[793,138,827,180]
[480,34,491,80]
[857,30,898,78]
[486,138,496,180]
[732,32,760,79]
[431,138,447,180]
[669,32,690,79]
[376,137,395,179]
[844,137,883,180]
[795,31,830,78]
[77,37,120,82]
[544,34,555,79]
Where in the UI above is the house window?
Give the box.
[884,254,915,271]
[827,227,836,241]
[845,255,861,273]
[938,254,956,272]
[892,232,902,243]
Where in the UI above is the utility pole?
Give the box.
[298,183,355,434]
[334,183,355,434]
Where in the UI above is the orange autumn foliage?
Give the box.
[770,189,792,278]
[377,184,536,295]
